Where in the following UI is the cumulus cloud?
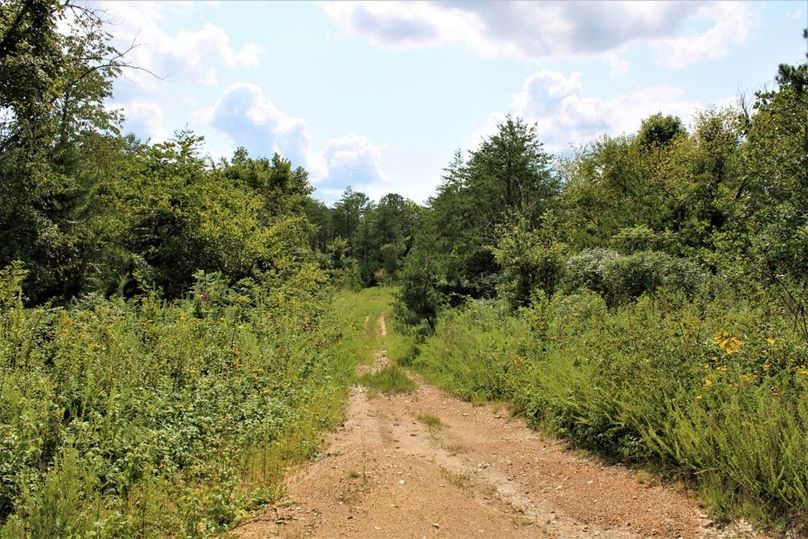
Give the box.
[324,1,753,67]
[659,2,752,68]
[205,82,315,170]
[120,100,170,142]
[510,69,701,150]
[198,83,389,199]
[319,134,389,191]
[91,1,260,88]
[602,52,630,77]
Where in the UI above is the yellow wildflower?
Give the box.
[714,332,741,355]
[798,369,808,376]
[766,338,776,346]
[704,377,713,387]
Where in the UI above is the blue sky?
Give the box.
[93,1,807,204]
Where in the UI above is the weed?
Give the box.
[416,414,443,430]
[440,469,473,490]
[357,365,416,394]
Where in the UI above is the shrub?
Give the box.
[564,249,707,305]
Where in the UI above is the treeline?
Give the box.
[390,39,808,529]
[0,0,421,307]
[395,75,807,330]
[306,188,422,289]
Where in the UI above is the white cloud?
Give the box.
[602,52,630,78]
[658,2,752,68]
[119,100,169,142]
[511,70,701,150]
[324,1,754,67]
[205,82,319,173]
[92,1,260,89]
[319,133,389,192]
[786,8,804,20]
[197,83,389,199]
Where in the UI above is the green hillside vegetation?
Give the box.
[0,1,806,535]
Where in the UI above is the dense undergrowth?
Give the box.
[408,289,808,529]
[0,268,383,537]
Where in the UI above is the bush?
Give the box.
[563,249,707,305]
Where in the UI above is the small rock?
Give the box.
[399,479,406,485]
[432,523,440,529]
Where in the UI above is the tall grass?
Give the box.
[0,267,389,537]
[415,289,808,529]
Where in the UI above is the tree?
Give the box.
[0,0,129,302]
[734,51,808,339]
[637,113,686,148]
[425,116,559,299]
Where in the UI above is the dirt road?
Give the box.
[236,315,762,538]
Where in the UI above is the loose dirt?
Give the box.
[236,315,765,539]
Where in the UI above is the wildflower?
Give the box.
[704,377,713,387]
[714,332,741,355]
[798,369,808,376]
[766,338,776,346]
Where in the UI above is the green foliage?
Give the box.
[0,273,386,536]
[493,212,568,309]
[417,293,808,527]
[394,243,443,330]
[733,58,808,340]
[637,113,686,148]
[0,1,126,303]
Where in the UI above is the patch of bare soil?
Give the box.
[235,316,766,539]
